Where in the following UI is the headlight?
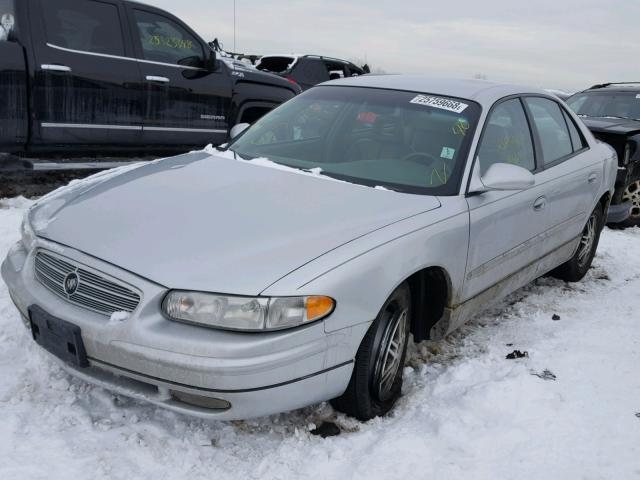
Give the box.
[163,291,335,331]
[20,214,37,251]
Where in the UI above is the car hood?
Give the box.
[31,151,440,295]
[581,117,640,135]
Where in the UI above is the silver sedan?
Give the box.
[2,76,617,420]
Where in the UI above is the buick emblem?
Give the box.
[63,272,79,295]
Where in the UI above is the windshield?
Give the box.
[567,91,640,121]
[229,86,481,195]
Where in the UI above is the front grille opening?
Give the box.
[34,250,141,317]
[170,391,232,411]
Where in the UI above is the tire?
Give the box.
[551,203,604,282]
[609,173,640,229]
[331,283,411,421]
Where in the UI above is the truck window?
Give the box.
[133,10,204,67]
[257,56,296,74]
[41,0,125,56]
[0,0,16,42]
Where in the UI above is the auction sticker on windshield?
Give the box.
[410,95,469,113]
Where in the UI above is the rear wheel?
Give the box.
[610,174,640,229]
[551,203,603,282]
[331,283,411,421]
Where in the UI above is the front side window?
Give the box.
[229,86,481,195]
[568,91,640,121]
[525,97,573,166]
[134,10,204,67]
[477,99,536,174]
[0,0,16,42]
[41,0,125,56]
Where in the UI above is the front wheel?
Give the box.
[331,283,411,421]
[551,203,603,282]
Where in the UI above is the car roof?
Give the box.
[583,82,640,93]
[322,75,551,106]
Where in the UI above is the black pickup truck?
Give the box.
[0,0,299,166]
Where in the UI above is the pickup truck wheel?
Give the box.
[551,203,603,282]
[331,283,411,421]
[610,174,640,229]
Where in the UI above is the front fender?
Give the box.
[261,197,469,336]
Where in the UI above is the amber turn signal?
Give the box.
[306,296,335,322]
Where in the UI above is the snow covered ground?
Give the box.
[1,196,639,480]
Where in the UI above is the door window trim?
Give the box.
[521,95,591,171]
[45,42,205,71]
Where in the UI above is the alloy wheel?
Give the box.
[373,307,409,402]
[622,180,640,220]
[578,213,597,267]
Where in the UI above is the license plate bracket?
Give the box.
[28,305,89,368]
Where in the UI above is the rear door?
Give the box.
[126,5,231,147]
[522,96,600,253]
[0,0,27,150]
[29,0,143,147]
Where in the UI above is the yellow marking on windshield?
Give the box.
[430,162,449,185]
[452,120,470,136]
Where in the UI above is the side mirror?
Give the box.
[205,50,217,71]
[469,162,535,194]
[230,123,250,140]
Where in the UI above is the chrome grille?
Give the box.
[34,250,141,316]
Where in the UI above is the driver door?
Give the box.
[125,4,231,146]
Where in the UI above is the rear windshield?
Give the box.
[229,86,481,195]
[568,91,640,121]
[0,0,17,41]
[257,56,296,73]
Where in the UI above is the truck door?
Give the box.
[126,5,232,147]
[29,0,143,148]
[0,0,27,151]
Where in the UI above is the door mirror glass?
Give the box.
[230,123,250,140]
[205,49,217,71]
[474,162,535,192]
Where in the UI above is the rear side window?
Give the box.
[41,0,125,56]
[525,97,573,166]
[0,0,17,42]
[133,10,204,66]
[562,109,587,152]
[299,59,330,84]
[477,99,536,174]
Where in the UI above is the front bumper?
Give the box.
[2,241,361,420]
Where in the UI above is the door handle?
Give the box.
[146,75,170,83]
[41,64,71,72]
[588,173,598,184]
[533,196,547,211]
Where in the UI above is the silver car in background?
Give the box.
[2,77,616,421]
